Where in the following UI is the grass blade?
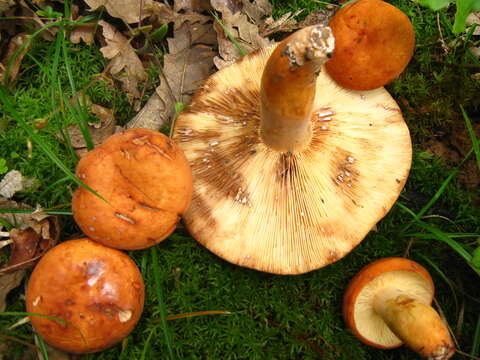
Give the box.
[461,105,480,171]
[211,11,247,57]
[473,314,480,356]
[150,246,175,359]
[35,334,49,360]
[0,87,110,205]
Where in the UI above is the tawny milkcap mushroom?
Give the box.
[173,25,412,274]
[26,238,144,354]
[343,257,455,359]
[72,128,193,250]
[325,0,415,90]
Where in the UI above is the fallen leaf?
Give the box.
[98,20,147,100]
[0,199,60,273]
[69,22,96,45]
[261,10,303,37]
[0,0,15,15]
[0,270,25,312]
[67,103,116,154]
[84,0,170,24]
[0,33,31,85]
[466,12,480,35]
[174,0,212,13]
[126,19,216,130]
[0,170,35,199]
[211,0,272,68]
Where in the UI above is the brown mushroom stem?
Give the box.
[260,25,335,153]
[373,288,455,359]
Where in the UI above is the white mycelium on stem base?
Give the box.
[173,25,412,275]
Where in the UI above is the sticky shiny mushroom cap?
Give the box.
[326,0,415,90]
[173,46,411,274]
[25,238,144,354]
[72,128,193,250]
[343,257,434,348]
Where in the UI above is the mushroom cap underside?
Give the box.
[173,46,412,275]
[343,257,434,348]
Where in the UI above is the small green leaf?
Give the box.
[150,24,169,42]
[0,159,7,174]
[453,0,480,34]
[471,246,480,269]
[420,0,451,11]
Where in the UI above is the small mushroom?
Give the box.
[25,238,145,354]
[343,257,455,359]
[72,128,193,250]
[173,25,412,274]
[325,0,415,90]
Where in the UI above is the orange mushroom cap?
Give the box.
[72,128,193,250]
[326,0,415,90]
[25,238,144,354]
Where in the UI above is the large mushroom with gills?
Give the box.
[173,25,412,274]
[343,257,455,359]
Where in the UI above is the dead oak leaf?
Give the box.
[84,0,171,24]
[127,20,216,130]
[70,22,96,45]
[0,270,25,312]
[0,33,31,86]
[67,103,116,155]
[98,20,147,100]
[211,0,272,68]
[174,0,212,13]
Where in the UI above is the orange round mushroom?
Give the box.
[25,238,144,354]
[343,257,455,359]
[72,128,193,250]
[325,0,415,90]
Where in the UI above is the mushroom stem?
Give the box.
[260,25,335,153]
[373,287,455,359]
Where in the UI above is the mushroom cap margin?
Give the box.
[343,257,435,348]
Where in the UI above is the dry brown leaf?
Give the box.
[70,22,96,45]
[67,103,116,154]
[98,20,147,100]
[0,270,25,312]
[174,0,212,13]
[127,20,216,130]
[84,0,171,24]
[0,199,60,273]
[0,33,31,85]
[19,0,57,41]
[0,170,35,199]
[467,12,480,35]
[211,0,272,68]
[0,0,15,14]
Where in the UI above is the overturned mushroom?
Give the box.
[26,238,145,354]
[173,25,412,274]
[72,128,193,250]
[343,257,455,359]
[326,0,415,90]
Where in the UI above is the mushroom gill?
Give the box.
[173,26,411,275]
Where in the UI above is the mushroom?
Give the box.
[25,238,145,354]
[343,257,455,359]
[172,25,412,274]
[325,0,415,90]
[72,128,193,250]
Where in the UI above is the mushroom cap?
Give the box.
[173,46,412,274]
[343,257,434,349]
[325,0,415,90]
[25,238,144,354]
[72,128,193,250]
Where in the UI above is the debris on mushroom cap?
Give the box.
[325,0,415,90]
[72,128,193,250]
[173,26,412,275]
[25,238,145,354]
[343,258,455,359]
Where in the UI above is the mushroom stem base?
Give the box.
[373,288,455,359]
